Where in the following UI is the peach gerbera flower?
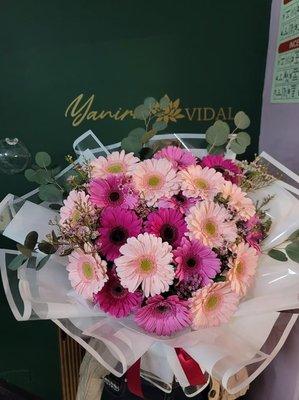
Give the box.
[178,165,225,200]
[67,244,108,300]
[221,181,255,221]
[227,242,258,297]
[186,201,237,247]
[115,233,175,297]
[132,158,179,206]
[189,282,239,328]
[90,150,139,179]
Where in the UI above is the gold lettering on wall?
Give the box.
[65,94,235,127]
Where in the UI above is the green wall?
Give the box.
[0,1,271,398]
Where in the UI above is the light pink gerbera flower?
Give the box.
[178,165,225,200]
[135,295,191,336]
[94,270,142,318]
[132,158,179,206]
[90,150,139,179]
[173,237,220,285]
[89,175,138,209]
[186,201,237,247]
[221,181,255,221]
[189,282,239,328]
[60,190,96,227]
[98,207,142,261]
[154,145,197,170]
[67,244,108,300]
[115,233,174,297]
[145,208,187,248]
[227,242,258,297]
[201,155,242,184]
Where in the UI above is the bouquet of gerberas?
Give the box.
[58,146,270,336]
[1,101,299,397]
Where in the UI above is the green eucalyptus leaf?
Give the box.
[24,169,37,182]
[206,120,230,146]
[207,144,226,155]
[8,254,27,270]
[24,231,38,251]
[36,255,50,270]
[128,127,146,138]
[286,242,299,263]
[51,166,61,177]
[38,241,57,255]
[121,136,142,154]
[152,120,167,132]
[35,151,51,168]
[17,244,32,258]
[38,184,63,202]
[234,111,250,130]
[144,97,157,109]
[35,169,52,184]
[159,95,171,110]
[133,105,150,120]
[141,129,157,144]
[289,229,299,241]
[236,131,251,146]
[268,249,288,261]
[229,140,246,154]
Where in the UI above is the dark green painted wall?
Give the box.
[0,1,271,398]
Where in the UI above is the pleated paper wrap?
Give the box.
[1,131,298,397]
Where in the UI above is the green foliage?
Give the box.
[234,111,251,130]
[286,241,299,263]
[206,144,226,155]
[38,241,58,255]
[39,184,63,202]
[159,94,171,109]
[24,231,38,250]
[36,255,51,270]
[35,151,52,168]
[206,120,230,146]
[289,230,299,241]
[8,254,27,270]
[268,249,288,262]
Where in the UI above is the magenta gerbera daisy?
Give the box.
[173,237,220,286]
[135,295,191,336]
[201,155,242,184]
[154,145,197,170]
[145,208,187,248]
[158,192,197,214]
[89,175,138,209]
[98,207,142,261]
[94,270,142,318]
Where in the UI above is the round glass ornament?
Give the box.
[0,138,31,175]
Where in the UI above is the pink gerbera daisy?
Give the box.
[132,158,179,206]
[158,192,197,214]
[94,270,142,318]
[67,244,108,300]
[221,181,255,221]
[145,208,187,248]
[186,201,237,248]
[189,282,239,328]
[98,207,142,261]
[227,242,258,297]
[89,175,138,209]
[60,190,96,227]
[201,155,242,184]
[174,237,220,286]
[90,150,139,179]
[154,145,197,170]
[178,165,225,200]
[115,233,174,297]
[135,295,191,336]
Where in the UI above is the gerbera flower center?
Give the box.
[107,163,123,174]
[110,284,127,299]
[109,226,128,244]
[236,261,244,274]
[186,257,197,268]
[205,294,220,311]
[161,224,177,243]
[194,178,209,190]
[109,191,120,202]
[203,219,217,236]
[174,193,186,203]
[156,303,170,314]
[139,257,155,273]
[147,175,162,188]
[82,262,94,280]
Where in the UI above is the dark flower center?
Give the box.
[186,257,197,268]
[109,226,127,244]
[109,191,121,202]
[156,304,170,313]
[214,166,225,174]
[161,224,177,244]
[111,284,127,298]
[174,193,186,203]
